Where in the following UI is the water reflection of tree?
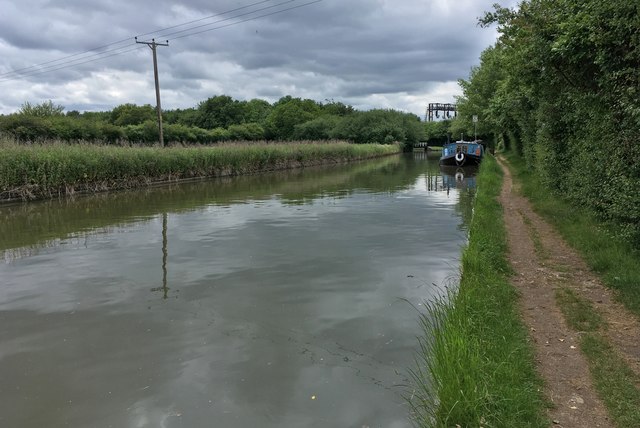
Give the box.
[455,188,476,231]
[0,156,404,253]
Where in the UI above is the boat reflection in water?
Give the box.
[440,165,478,192]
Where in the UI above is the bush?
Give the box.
[206,127,231,143]
[332,109,423,149]
[99,123,125,144]
[293,115,342,140]
[0,115,53,141]
[228,123,265,141]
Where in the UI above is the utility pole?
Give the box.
[136,37,169,147]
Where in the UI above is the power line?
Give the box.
[156,0,300,40]
[0,39,133,79]
[170,0,323,41]
[0,44,143,82]
[0,0,321,84]
[0,45,145,83]
[0,0,290,81]
[135,0,274,40]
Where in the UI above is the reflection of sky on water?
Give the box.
[0,155,472,428]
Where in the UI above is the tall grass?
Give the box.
[409,155,547,427]
[0,141,400,201]
[504,153,640,317]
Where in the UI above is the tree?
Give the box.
[241,99,272,124]
[164,108,199,127]
[264,97,321,140]
[332,109,423,149]
[321,99,355,116]
[466,0,640,245]
[19,100,65,117]
[110,104,155,126]
[293,115,342,140]
[196,95,244,129]
[423,120,452,145]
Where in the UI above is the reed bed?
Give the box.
[0,141,400,201]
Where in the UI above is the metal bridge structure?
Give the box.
[426,103,457,121]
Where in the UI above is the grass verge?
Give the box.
[0,141,400,202]
[555,288,640,426]
[503,153,640,318]
[581,333,640,426]
[409,155,548,427]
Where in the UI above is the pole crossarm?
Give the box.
[135,37,169,146]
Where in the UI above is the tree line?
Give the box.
[0,95,424,150]
[452,0,639,246]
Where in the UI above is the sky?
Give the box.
[0,0,516,117]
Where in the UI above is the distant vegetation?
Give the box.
[0,95,424,150]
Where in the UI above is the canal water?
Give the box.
[0,153,476,428]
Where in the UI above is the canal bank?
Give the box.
[0,141,400,202]
[412,154,640,427]
[409,154,547,426]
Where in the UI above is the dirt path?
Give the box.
[497,157,640,427]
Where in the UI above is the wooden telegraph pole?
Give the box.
[136,37,169,147]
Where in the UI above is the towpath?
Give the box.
[497,157,640,428]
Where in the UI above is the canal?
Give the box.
[0,152,476,428]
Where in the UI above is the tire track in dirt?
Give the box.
[496,156,635,427]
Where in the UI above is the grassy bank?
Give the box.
[504,154,640,317]
[410,155,547,427]
[0,141,400,202]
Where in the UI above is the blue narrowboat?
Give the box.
[439,140,484,166]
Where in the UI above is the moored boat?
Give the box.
[439,140,484,166]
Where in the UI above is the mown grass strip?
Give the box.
[555,288,640,426]
[0,141,400,201]
[581,333,640,427]
[555,288,603,332]
[409,155,548,427]
[504,154,640,318]
[519,210,548,260]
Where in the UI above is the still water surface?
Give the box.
[0,153,476,428]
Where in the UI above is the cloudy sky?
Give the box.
[0,0,516,117]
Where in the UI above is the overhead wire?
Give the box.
[134,0,274,41]
[0,46,146,83]
[154,0,299,40]
[171,0,323,41]
[0,0,321,83]
[0,38,133,79]
[0,44,145,82]
[0,0,274,80]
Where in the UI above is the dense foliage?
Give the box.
[0,96,423,149]
[456,0,640,246]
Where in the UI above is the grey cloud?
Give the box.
[0,0,518,115]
